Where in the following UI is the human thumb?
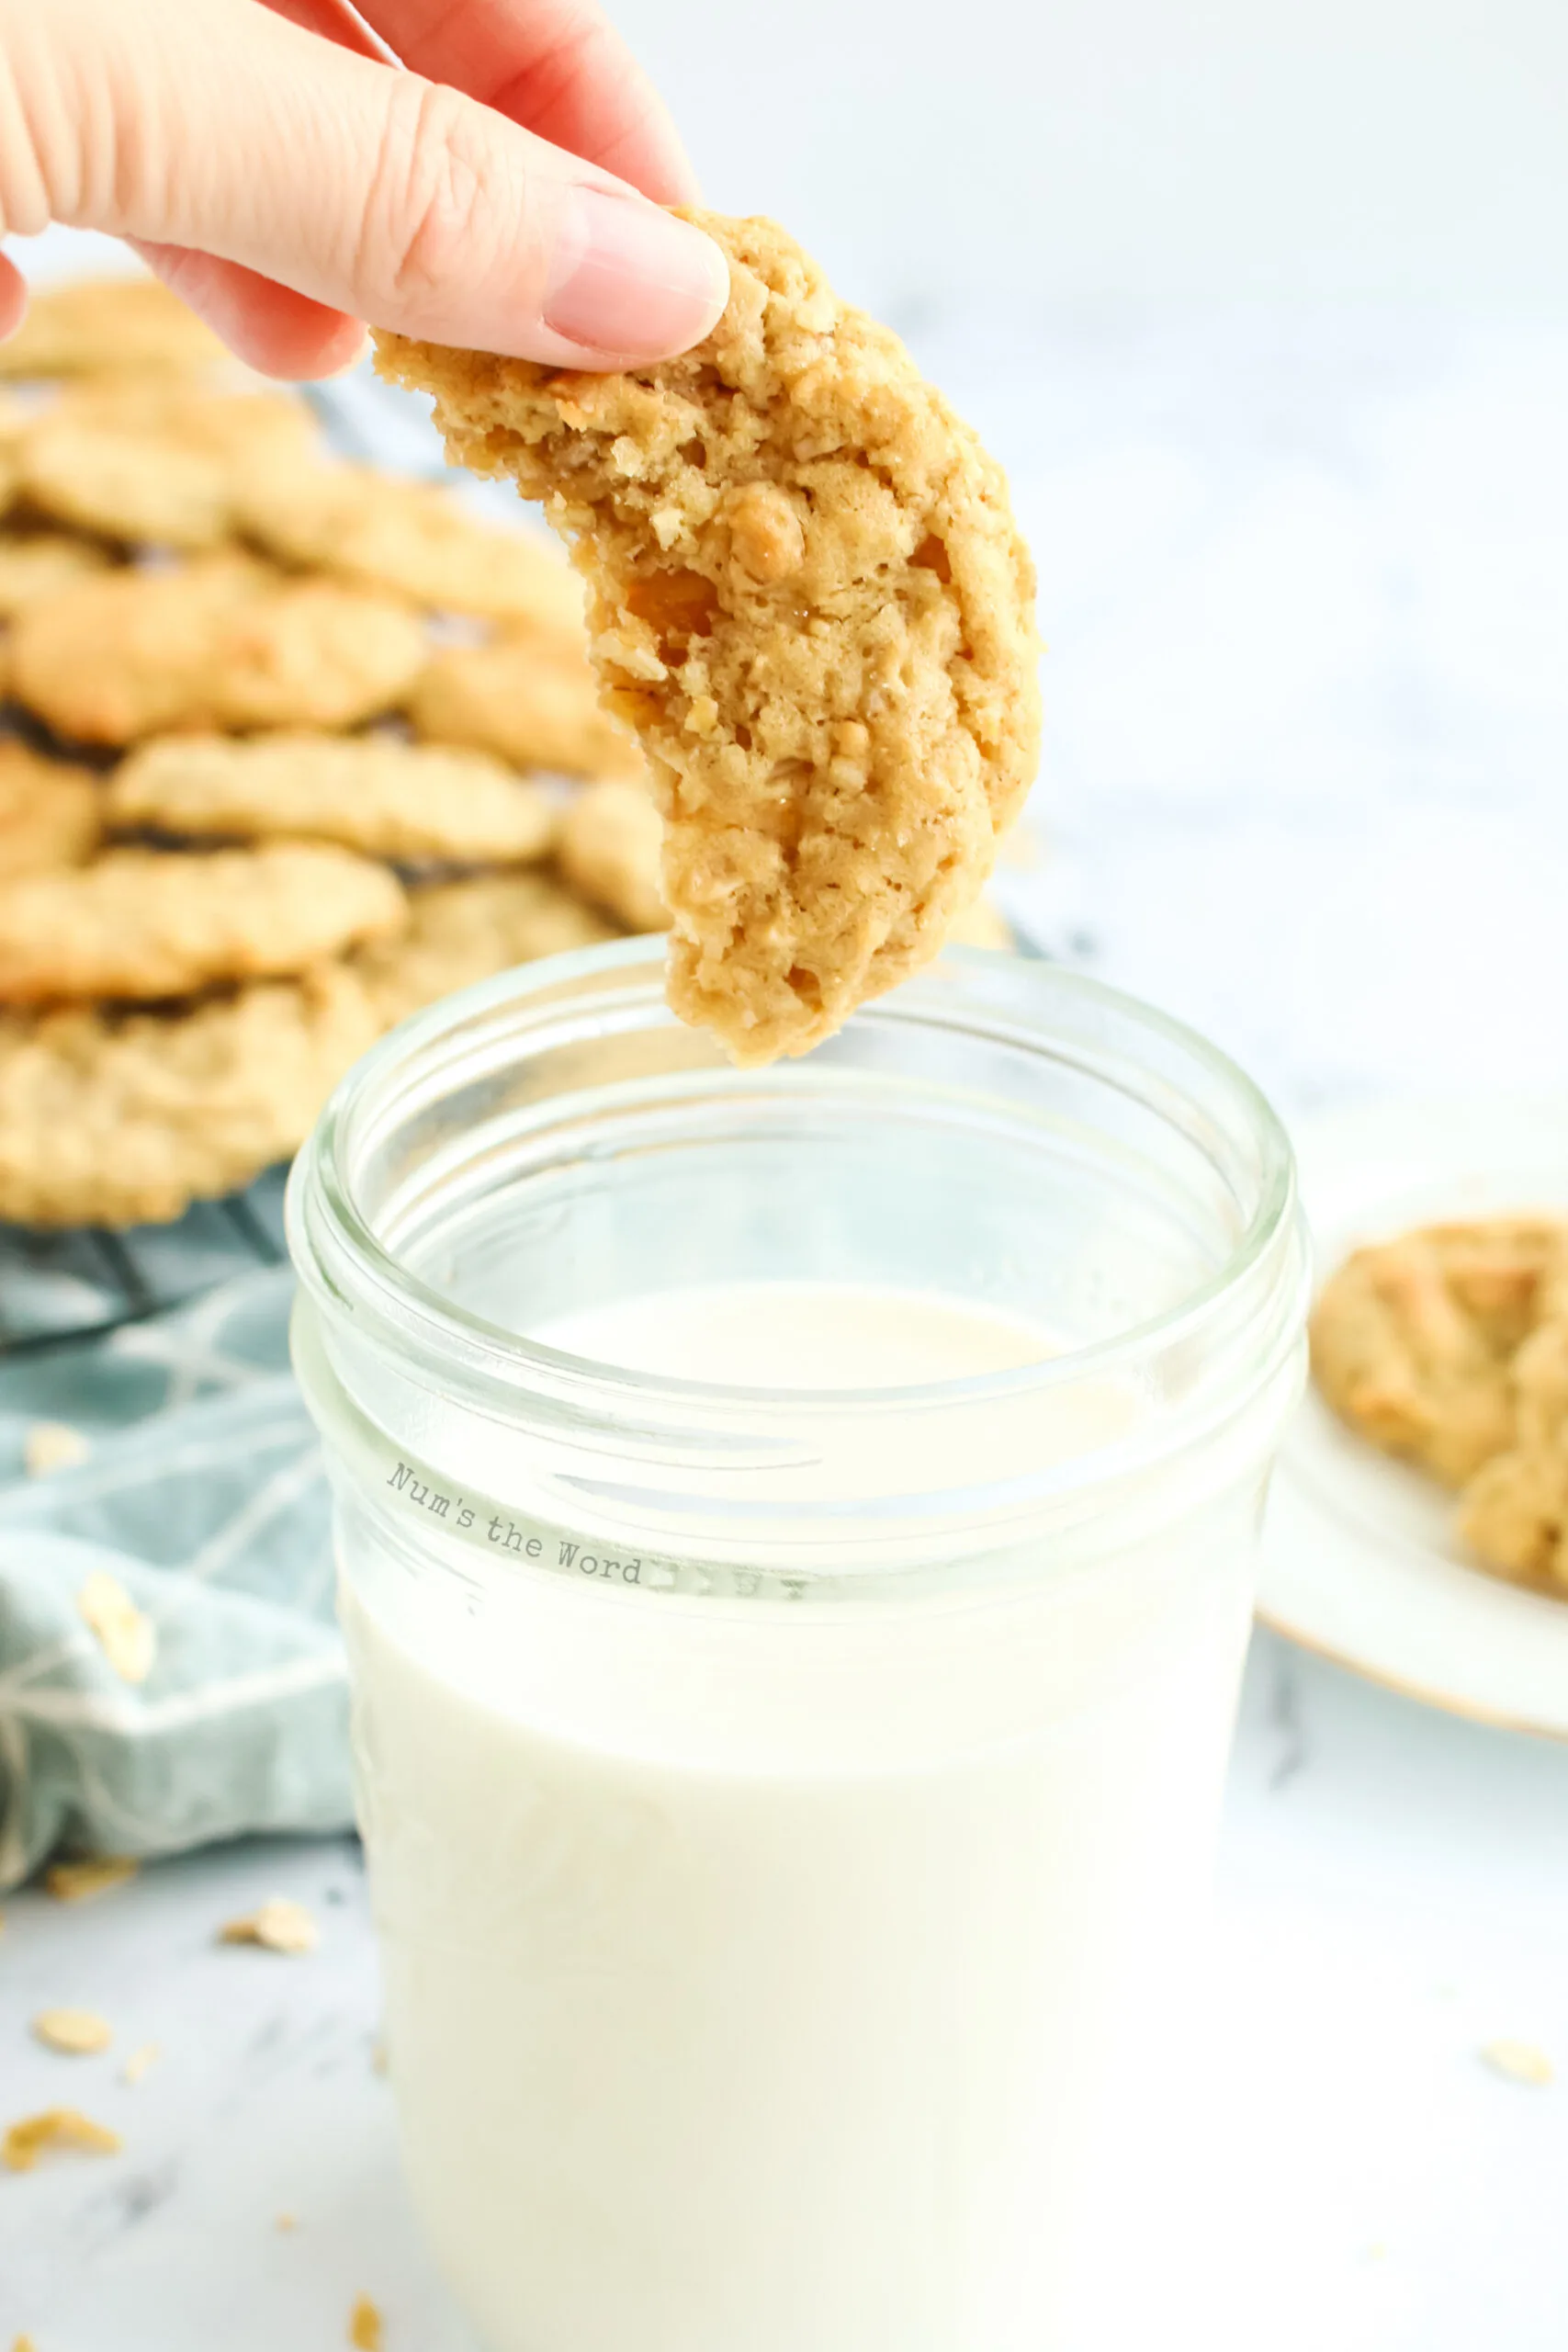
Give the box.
[3,0,729,367]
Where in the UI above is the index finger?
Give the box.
[356,0,698,204]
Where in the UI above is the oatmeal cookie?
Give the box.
[1310,1219,1568,1487]
[0,742,103,879]
[17,390,320,550]
[11,558,427,742]
[110,733,556,865]
[0,277,231,380]
[0,532,115,616]
[558,779,669,933]
[1456,1317,1568,1589]
[235,460,586,628]
[0,843,406,1003]
[0,964,380,1227]
[353,870,617,1029]
[375,208,1042,1064]
[408,629,642,781]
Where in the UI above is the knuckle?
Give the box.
[360,77,506,319]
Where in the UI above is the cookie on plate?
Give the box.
[0,741,103,879]
[375,208,1042,1064]
[110,733,557,865]
[558,778,668,933]
[0,964,381,1227]
[11,557,427,742]
[0,842,406,1003]
[352,870,617,1028]
[1310,1219,1568,1488]
[409,629,642,782]
[235,460,586,629]
[0,277,231,380]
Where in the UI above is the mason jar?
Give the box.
[288,938,1309,2352]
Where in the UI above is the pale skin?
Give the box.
[0,0,728,378]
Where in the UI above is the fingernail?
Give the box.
[544,191,728,361]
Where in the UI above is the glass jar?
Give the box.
[288,939,1308,2352]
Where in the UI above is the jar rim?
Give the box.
[287,940,1305,1428]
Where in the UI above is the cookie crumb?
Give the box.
[44,1857,139,1905]
[276,2211,298,2233]
[1483,2039,1554,2086]
[220,1897,318,1954]
[32,2007,112,2056]
[121,2042,159,2086]
[23,1420,90,1476]
[348,2295,383,2350]
[2,2108,122,2172]
[77,1571,156,1684]
[14,2334,38,2351]
[371,2039,389,2075]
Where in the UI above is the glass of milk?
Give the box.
[288,939,1308,2352]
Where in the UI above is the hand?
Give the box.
[0,0,728,377]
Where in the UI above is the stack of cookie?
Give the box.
[0,275,1010,1231]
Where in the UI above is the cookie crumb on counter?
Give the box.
[220,1897,318,1954]
[44,1857,139,1905]
[3,2108,122,2172]
[276,2211,298,2233]
[32,2007,112,2056]
[77,1571,156,1685]
[23,1420,90,1476]
[1482,2039,1554,2086]
[348,2294,383,2349]
[121,2042,159,2086]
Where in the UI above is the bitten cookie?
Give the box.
[11,558,428,742]
[0,966,381,1227]
[110,733,557,865]
[0,741,103,879]
[408,628,644,782]
[0,843,407,1003]
[376,208,1042,1064]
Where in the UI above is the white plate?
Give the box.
[1258,1093,1568,1739]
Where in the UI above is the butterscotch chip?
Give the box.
[0,964,380,1227]
[220,1897,318,1953]
[1310,1220,1568,1488]
[121,2042,159,2086]
[376,208,1042,1064]
[111,733,557,865]
[0,532,115,616]
[409,629,643,782]
[18,392,320,550]
[353,872,617,1030]
[0,741,102,880]
[0,277,228,379]
[33,2007,113,2055]
[347,2296,383,2351]
[11,557,427,743]
[22,1421,91,1476]
[0,843,407,1004]
[558,779,669,933]
[237,458,586,630]
[2,2109,122,2170]
[44,1857,139,1903]
[76,1570,156,1683]
[1482,2040,1554,2086]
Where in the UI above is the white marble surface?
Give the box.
[6,230,1568,2346]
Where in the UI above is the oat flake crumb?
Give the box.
[348,2294,383,2350]
[276,2211,298,2233]
[121,2041,159,2086]
[14,2335,39,2352]
[3,2107,122,2172]
[1483,2038,1554,2086]
[77,1569,156,1684]
[24,1419,90,1476]
[220,1896,318,1954]
[32,2007,112,2055]
[44,1856,139,1904]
